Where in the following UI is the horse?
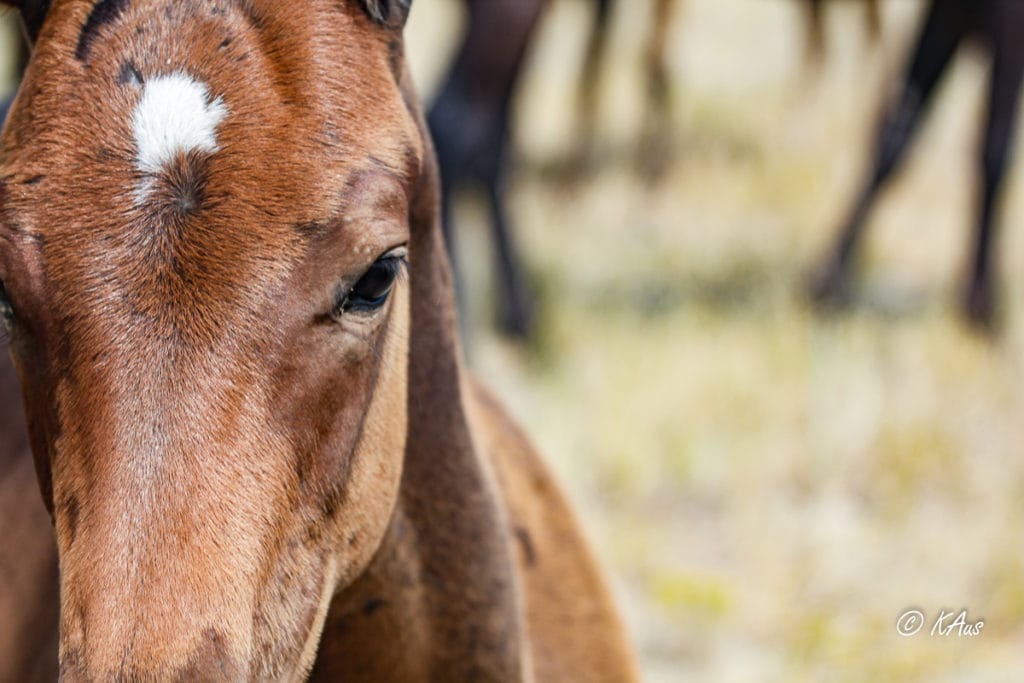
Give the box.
[428,0,680,339]
[427,0,881,340]
[0,0,639,680]
[811,0,1024,328]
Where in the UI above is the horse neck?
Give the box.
[0,344,60,681]
[313,86,530,681]
[0,347,27,468]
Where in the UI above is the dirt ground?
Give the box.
[407,0,1024,680]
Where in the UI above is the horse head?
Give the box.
[0,1,452,678]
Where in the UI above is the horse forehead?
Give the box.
[0,6,392,340]
[6,0,400,167]
[0,0,420,305]
[130,72,228,176]
[2,0,410,235]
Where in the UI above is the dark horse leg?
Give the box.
[964,6,1024,327]
[481,137,534,339]
[428,0,546,339]
[811,0,968,305]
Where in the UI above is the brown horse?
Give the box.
[0,0,639,680]
[812,0,1024,328]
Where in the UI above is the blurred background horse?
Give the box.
[428,0,680,338]
[429,0,886,339]
[813,0,1024,329]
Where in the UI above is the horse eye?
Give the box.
[336,251,406,316]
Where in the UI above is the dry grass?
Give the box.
[407,0,1024,680]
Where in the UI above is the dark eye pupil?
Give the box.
[355,262,395,299]
[343,257,401,312]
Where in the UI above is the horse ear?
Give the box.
[3,0,51,43]
[359,0,412,29]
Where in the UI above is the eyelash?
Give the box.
[331,252,407,318]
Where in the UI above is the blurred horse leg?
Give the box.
[428,73,474,343]
[803,0,883,69]
[964,9,1024,328]
[437,176,471,343]
[427,0,545,339]
[812,0,966,304]
[865,0,882,41]
[573,0,614,171]
[802,0,826,66]
[478,0,544,338]
[483,139,535,338]
[637,0,679,180]
[644,0,677,126]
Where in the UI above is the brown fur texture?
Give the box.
[0,0,639,680]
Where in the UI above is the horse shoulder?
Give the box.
[465,378,640,683]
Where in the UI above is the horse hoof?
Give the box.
[498,298,535,340]
[963,286,998,333]
[635,137,673,184]
[808,263,852,309]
